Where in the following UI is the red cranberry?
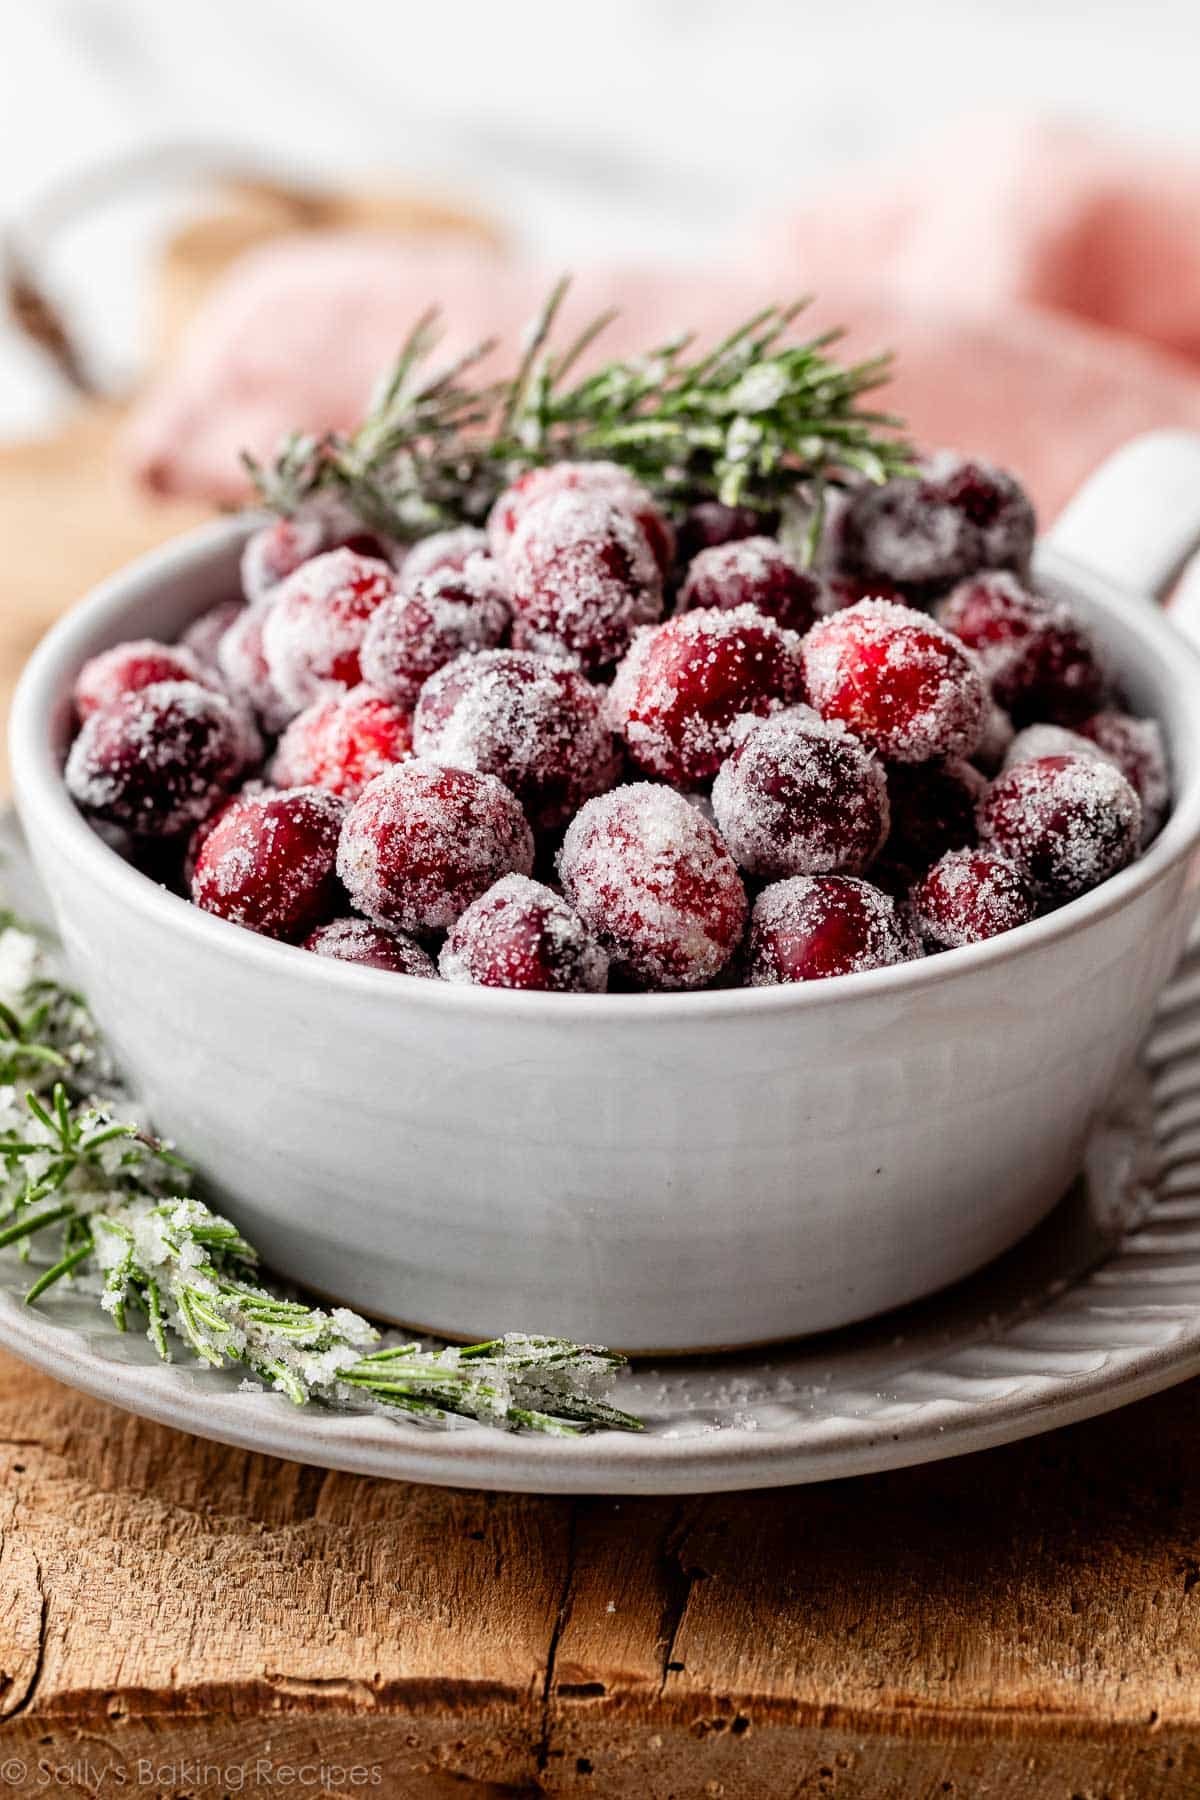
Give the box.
[506,490,663,673]
[262,548,400,714]
[677,538,821,634]
[746,875,918,985]
[1077,710,1169,844]
[217,602,292,734]
[413,649,618,835]
[65,681,242,837]
[910,849,1034,950]
[558,784,746,990]
[937,572,1105,725]
[304,916,436,977]
[241,512,328,603]
[816,572,906,615]
[610,605,803,787]
[271,684,413,800]
[360,560,510,710]
[977,754,1141,901]
[191,786,346,940]
[182,600,246,672]
[711,709,888,878]
[841,453,1035,597]
[337,761,534,933]
[801,598,988,763]
[675,501,778,566]
[489,461,674,579]
[1003,723,1097,769]
[400,526,489,588]
[876,758,986,889]
[74,639,211,721]
[439,873,609,993]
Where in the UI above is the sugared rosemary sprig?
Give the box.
[243,278,911,539]
[0,916,640,1436]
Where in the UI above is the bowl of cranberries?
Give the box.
[11,435,1200,1352]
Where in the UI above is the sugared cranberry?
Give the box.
[74,639,211,720]
[977,753,1141,901]
[937,573,1105,725]
[439,874,609,993]
[271,684,413,800]
[400,526,489,589]
[262,548,400,714]
[1078,710,1169,844]
[191,786,346,940]
[910,849,1035,949]
[489,461,674,579]
[506,490,663,673]
[217,602,292,734]
[801,598,987,763]
[841,453,1035,597]
[241,513,327,603]
[610,605,803,787]
[711,709,888,878]
[413,649,618,834]
[337,761,534,934]
[677,538,821,634]
[746,875,918,985]
[1003,723,1097,770]
[360,560,511,710]
[65,680,242,837]
[675,500,777,566]
[876,758,986,890]
[182,600,246,672]
[558,784,746,990]
[304,916,436,977]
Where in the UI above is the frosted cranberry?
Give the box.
[413,649,618,835]
[977,754,1141,901]
[272,684,412,800]
[182,599,246,672]
[400,526,488,588]
[217,603,292,734]
[240,513,327,603]
[746,875,918,985]
[1078,710,1169,844]
[360,560,511,710]
[937,572,1105,725]
[489,461,674,579]
[677,538,821,634]
[439,874,609,993]
[558,784,746,991]
[1003,723,1097,770]
[191,786,346,940]
[675,501,778,565]
[506,490,663,673]
[262,548,400,714]
[304,916,436,977]
[876,758,986,890]
[74,639,211,720]
[610,605,803,787]
[842,453,1035,596]
[711,709,887,878]
[910,849,1034,950]
[801,598,987,764]
[66,681,242,837]
[338,761,534,934]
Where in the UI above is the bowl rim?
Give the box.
[12,513,1200,1022]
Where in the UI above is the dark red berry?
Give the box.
[910,849,1035,949]
[675,501,778,566]
[74,639,212,721]
[876,758,986,890]
[190,786,347,940]
[489,461,674,579]
[747,875,918,984]
[439,874,609,992]
[977,753,1141,901]
[271,684,413,800]
[304,916,437,977]
[65,681,242,837]
[1077,710,1169,844]
[506,490,663,673]
[841,453,1035,597]
[360,559,510,710]
[677,538,821,634]
[937,572,1105,725]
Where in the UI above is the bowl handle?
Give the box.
[1047,430,1200,609]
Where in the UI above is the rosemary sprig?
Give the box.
[0,917,641,1436]
[243,280,911,540]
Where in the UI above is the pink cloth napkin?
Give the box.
[125,120,1200,522]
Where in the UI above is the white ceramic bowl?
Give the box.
[12,434,1200,1353]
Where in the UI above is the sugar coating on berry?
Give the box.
[977,753,1142,900]
[272,684,413,800]
[711,708,888,878]
[841,453,1035,594]
[360,559,511,709]
[74,639,211,720]
[240,513,327,603]
[937,572,1105,725]
[400,527,489,589]
[677,538,821,634]
[801,598,988,763]
[506,490,663,673]
[190,786,347,940]
[610,604,803,787]
[489,460,674,577]
[262,548,401,714]
[182,600,246,672]
[65,680,242,837]
[746,875,918,985]
[910,849,1035,949]
[413,648,618,835]
[1003,723,1098,770]
[439,874,609,993]
[1078,710,1169,843]
[558,784,746,990]
[217,602,292,734]
[304,916,437,978]
[337,760,534,934]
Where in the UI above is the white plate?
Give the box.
[3,815,1200,1494]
